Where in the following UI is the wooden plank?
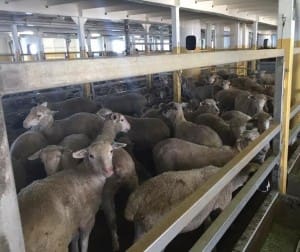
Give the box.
[0,49,284,95]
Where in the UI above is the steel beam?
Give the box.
[0,49,284,95]
[0,98,25,252]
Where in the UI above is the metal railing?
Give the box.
[0,49,286,252]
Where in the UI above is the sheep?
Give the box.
[153,138,236,173]
[153,128,266,174]
[215,89,249,112]
[161,102,223,147]
[95,93,147,116]
[10,131,48,192]
[125,115,171,150]
[18,139,126,252]
[183,99,220,122]
[221,110,252,123]
[42,97,99,119]
[27,134,91,176]
[193,113,238,146]
[23,103,104,144]
[234,93,267,116]
[247,111,272,134]
[125,163,258,243]
[230,77,265,93]
[28,113,135,251]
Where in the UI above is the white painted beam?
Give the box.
[0,49,284,95]
[171,5,180,50]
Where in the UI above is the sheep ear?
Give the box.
[41,102,48,107]
[112,142,127,150]
[28,150,42,160]
[72,149,88,159]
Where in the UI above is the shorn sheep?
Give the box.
[125,164,258,246]
[18,139,126,252]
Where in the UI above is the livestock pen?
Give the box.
[0,47,300,251]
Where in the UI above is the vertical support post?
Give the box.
[143,24,152,89]
[277,0,295,193]
[231,22,241,49]
[272,57,284,188]
[37,32,45,61]
[171,5,181,102]
[251,20,258,71]
[160,31,164,51]
[292,0,300,127]
[242,23,247,49]
[86,32,92,58]
[215,24,224,49]
[73,16,93,99]
[11,24,21,62]
[206,23,213,50]
[0,98,25,252]
[124,19,130,55]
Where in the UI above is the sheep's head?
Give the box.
[108,113,131,133]
[161,102,183,121]
[72,141,126,177]
[248,111,272,133]
[236,128,260,152]
[23,102,57,129]
[28,145,66,176]
[199,99,220,115]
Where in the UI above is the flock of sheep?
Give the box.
[9,68,275,252]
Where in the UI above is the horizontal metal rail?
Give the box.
[289,104,300,120]
[232,190,279,252]
[127,124,280,252]
[294,47,300,55]
[0,49,284,95]
[190,155,279,252]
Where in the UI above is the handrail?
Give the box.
[290,104,300,119]
[127,124,280,252]
[0,49,284,95]
[294,47,300,55]
[190,155,279,251]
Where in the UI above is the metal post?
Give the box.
[171,5,181,102]
[206,23,213,50]
[251,20,258,71]
[0,98,25,252]
[144,24,152,88]
[231,22,241,49]
[72,16,93,99]
[215,24,224,49]
[86,32,92,58]
[11,24,21,62]
[124,19,130,55]
[37,32,45,61]
[292,0,300,128]
[242,23,247,49]
[277,0,295,193]
[272,56,285,189]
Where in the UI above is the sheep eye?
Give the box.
[121,119,124,122]
[89,154,94,159]
[37,114,42,118]
[110,150,113,154]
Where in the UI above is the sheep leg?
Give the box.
[79,218,95,252]
[70,233,80,252]
[102,192,120,251]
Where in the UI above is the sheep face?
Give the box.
[23,102,56,129]
[28,145,64,175]
[236,129,260,151]
[109,113,131,133]
[72,141,126,177]
[161,102,182,121]
[199,99,220,115]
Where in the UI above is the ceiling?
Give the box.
[0,0,278,27]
